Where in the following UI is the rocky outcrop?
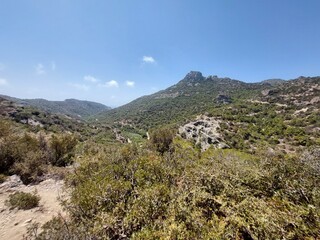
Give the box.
[183,71,204,82]
[178,115,229,151]
[216,94,232,104]
[113,129,127,143]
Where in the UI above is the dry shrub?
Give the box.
[6,191,40,210]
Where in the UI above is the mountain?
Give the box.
[0,96,84,133]
[1,73,319,239]
[97,72,320,129]
[0,95,111,119]
[96,71,272,128]
[95,71,319,152]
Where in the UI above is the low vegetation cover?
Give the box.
[0,119,77,184]
[0,73,319,239]
[210,101,320,152]
[6,191,40,210]
[26,136,319,239]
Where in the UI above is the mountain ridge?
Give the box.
[95,71,294,127]
[0,95,111,119]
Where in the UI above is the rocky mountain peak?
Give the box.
[183,71,204,82]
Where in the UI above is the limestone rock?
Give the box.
[178,115,229,151]
[0,175,23,191]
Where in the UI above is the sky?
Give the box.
[0,0,320,107]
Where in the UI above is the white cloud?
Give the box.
[84,75,99,83]
[0,78,8,86]
[35,63,46,75]
[69,83,90,91]
[99,80,119,88]
[126,81,135,87]
[142,56,156,63]
[51,61,56,71]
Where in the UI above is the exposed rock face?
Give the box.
[216,94,232,104]
[178,115,229,151]
[113,128,127,143]
[183,71,204,82]
[261,89,279,96]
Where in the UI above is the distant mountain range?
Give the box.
[0,95,111,119]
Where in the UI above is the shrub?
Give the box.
[0,120,12,138]
[0,173,7,183]
[6,191,40,210]
[13,151,47,184]
[0,135,22,174]
[49,134,77,166]
[149,127,175,154]
[29,140,320,239]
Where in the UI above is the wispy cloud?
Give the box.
[69,83,90,91]
[99,80,119,88]
[126,81,135,87]
[51,61,56,71]
[84,75,99,83]
[142,56,156,64]
[0,78,8,86]
[35,63,46,75]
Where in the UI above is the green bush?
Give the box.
[34,142,319,239]
[49,134,77,166]
[149,127,175,154]
[0,135,22,174]
[6,191,40,210]
[0,120,12,138]
[13,151,47,184]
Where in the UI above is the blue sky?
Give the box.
[0,0,319,107]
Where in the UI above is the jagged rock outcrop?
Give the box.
[183,71,204,82]
[178,115,229,151]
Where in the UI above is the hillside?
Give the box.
[96,71,270,128]
[1,73,319,239]
[0,95,111,119]
[96,72,320,152]
[97,72,319,129]
[0,96,105,139]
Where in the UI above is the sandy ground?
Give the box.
[0,175,66,240]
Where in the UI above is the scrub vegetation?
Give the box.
[0,73,319,239]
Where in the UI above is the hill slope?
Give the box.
[98,72,320,129]
[96,72,320,151]
[0,95,110,119]
[96,71,274,128]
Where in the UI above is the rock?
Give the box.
[113,128,127,143]
[24,218,33,224]
[216,94,232,104]
[0,175,23,191]
[178,115,229,151]
[310,96,320,104]
[183,71,204,82]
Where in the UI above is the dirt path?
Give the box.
[0,175,66,240]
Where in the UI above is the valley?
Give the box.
[0,71,319,239]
